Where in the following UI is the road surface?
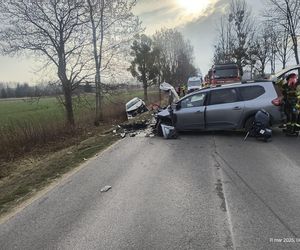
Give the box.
[1,129,300,250]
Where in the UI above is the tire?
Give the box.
[244,116,255,132]
[156,120,163,137]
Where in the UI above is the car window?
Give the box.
[209,88,238,105]
[239,86,265,101]
[181,93,206,109]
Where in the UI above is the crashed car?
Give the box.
[156,81,285,135]
[269,64,300,82]
[126,97,148,119]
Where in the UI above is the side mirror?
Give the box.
[176,103,181,110]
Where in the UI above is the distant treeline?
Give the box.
[0,82,143,99]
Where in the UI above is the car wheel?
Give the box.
[156,120,163,137]
[244,116,255,132]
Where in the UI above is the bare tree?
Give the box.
[275,24,293,69]
[214,16,235,64]
[153,29,196,85]
[0,0,90,126]
[266,0,300,65]
[229,0,254,76]
[86,0,141,125]
[252,27,271,77]
[213,0,254,76]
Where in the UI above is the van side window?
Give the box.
[209,88,238,105]
[181,93,206,109]
[239,86,265,101]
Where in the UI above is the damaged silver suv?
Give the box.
[156,81,285,134]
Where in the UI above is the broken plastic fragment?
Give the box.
[161,124,177,139]
[100,185,112,192]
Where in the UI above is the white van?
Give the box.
[187,76,203,93]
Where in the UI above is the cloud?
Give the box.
[134,0,223,34]
[135,0,265,76]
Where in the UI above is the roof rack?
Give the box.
[241,79,272,84]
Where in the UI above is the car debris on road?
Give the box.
[100,185,112,192]
[111,111,157,139]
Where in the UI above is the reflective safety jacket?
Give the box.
[278,80,300,110]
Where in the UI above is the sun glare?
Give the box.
[177,0,211,14]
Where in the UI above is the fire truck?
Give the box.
[207,63,240,86]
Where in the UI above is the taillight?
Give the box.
[272,97,282,106]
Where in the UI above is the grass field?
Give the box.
[0,90,151,126]
[0,89,160,161]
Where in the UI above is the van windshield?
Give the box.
[188,80,201,87]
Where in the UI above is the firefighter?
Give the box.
[278,73,300,135]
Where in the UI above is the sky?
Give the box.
[134,0,264,76]
[0,0,264,83]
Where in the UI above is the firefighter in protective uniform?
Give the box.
[278,73,300,135]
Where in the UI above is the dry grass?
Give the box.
[0,132,118,216]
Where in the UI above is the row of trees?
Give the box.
[129,29,197,101]
[0,84,59,98]
[0,81,141,99]
[0,0,141,125]
[213,0,300,77]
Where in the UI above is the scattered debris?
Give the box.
[100,185,112,192]
[161,124,178,139]
[83,158,87,161]
[110,111,157,138]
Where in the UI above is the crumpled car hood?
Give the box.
[157,107,171,118]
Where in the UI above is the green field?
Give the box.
[0,90,155,127]
[0,89,160,160]
[0,97,66,127]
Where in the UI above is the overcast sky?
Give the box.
[0,0,264,83]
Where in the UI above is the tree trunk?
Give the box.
[63,84,75,126]
[143,83,148,102]
[283,58,286,69]
[58,50,75,126]
[87,0,104,126]
[95,72,103,125]
[294,44,300,65]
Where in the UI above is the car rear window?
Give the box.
[209,88,238,105]
[239,86,265,101]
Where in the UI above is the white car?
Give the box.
[126,97,148,119]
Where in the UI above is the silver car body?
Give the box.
[158,81,284,131]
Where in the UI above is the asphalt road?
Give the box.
[1,129,300,250]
